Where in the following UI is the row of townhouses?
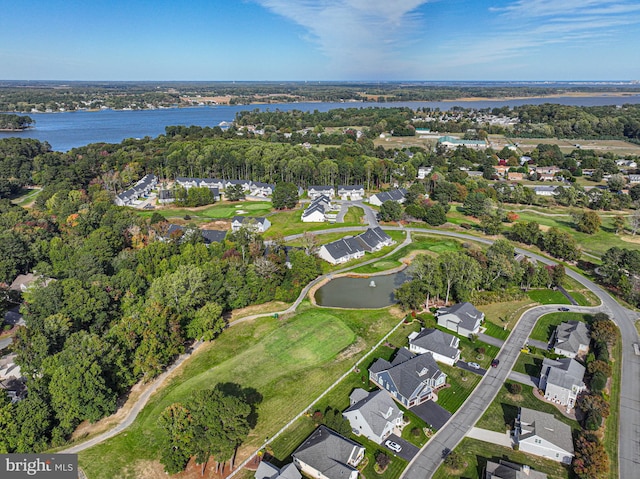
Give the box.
[114,174,157,206]
[317,227,394,264]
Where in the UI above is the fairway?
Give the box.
[78,308,398,479]
[140,201,273,221]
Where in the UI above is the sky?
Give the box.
[1,0,639,81]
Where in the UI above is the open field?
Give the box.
[529,312,592,343]
[137,200,273,222]
[432,437,571,479]
[78,306,404,479]
[527,289,570,305]
[264,207,364,238]
[495,135,640,156]
[10,187,42,207]
[479,299,537,331]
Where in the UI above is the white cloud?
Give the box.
[254,0,431,77]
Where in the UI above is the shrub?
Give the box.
[590,371,608,393]
[375,451,390,468]
[585,410,603,431]
[507,383,522,395]
[444,451,465,470]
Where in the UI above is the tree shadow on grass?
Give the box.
[501,403,519,430]
[524,358,542,377]
[215,382,263,429]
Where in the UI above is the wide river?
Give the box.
[2,95,640,152]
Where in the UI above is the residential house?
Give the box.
[225,179,252,192]
[484,460,547,479]
[231,216,271,233]
[255,462,301,479]
[507,172,524,182]
[317,237,365,264]
[628,174,640,184]
[9,273,52,293]
[553,320,589,358]
[158,189,175,204]
[292,426,365,479]
[539,357,586,410]
[494,165,510,177]
[250,182,276,197]
[537,173,556,182]
[436,302,484,338]
[342,389,404,444]
[536,166,561,176]
[513,407,574,464]
[417,166,433,179]
[369,348,447,409]
[302,195,333,223]
[408,328,460,366]
[368,188,407,207]
[338,185,365,201]
[308,186,335,200]
[201,230,227,245]
[356,227,393,252]
[533,186,559,196]
[114,174,158,206]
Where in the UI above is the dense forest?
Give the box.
[0,114,33,131]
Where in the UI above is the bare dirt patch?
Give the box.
[336,337,366,361]
[230,301,291,321]
[620,234,640,244]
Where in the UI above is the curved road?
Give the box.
[60,225,639,479]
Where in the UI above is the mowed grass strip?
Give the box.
[529,312,592,343]
[78,308,399,479]
[432,437,570,479]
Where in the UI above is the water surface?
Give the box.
[314,270,409,309]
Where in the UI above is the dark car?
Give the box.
[558,307,570,312]
[491,359,500,368]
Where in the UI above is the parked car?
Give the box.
[385,440,402,453]
[467,362,480,369]
[491,359,500,368]
[558,307,570,312]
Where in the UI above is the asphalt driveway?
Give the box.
[384,433,420,461]
[456,361,487,376]
[411,401,452,430]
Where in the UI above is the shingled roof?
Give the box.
[343,389,402,439]
[293,426,363,479]
[554,321,589,355]
[518,407,574,455]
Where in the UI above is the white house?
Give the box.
[337,185,365,201]
[225,179,251,191]
[408,328,460,366]
[628,174,640,184]
[342,389,404,444]
[308,185,335,200]
[292,426,365,479]
[356,227,393,252]
[485,460,547,479]
[231,216,271,233]
[553,321,589,359]
[417,166,433,179]
[436,302,484,338]
[539,358,586,410]
[369,348,447,409]
[514,407,574,464]
[250,182,275,197]
[533,186,559,196]
[368,188,407,207]
[302,195,332,223]
[114,174,157,206]
[317,237,365,264]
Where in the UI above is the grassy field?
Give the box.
[527,289,571,305]
[432,437,571,479]
[138,200,273,222]
[605,336,622,479]
[264,207,364,238]
[437,364,482,413]
[479,299,537,331]
[10,187,42,207]
[512,353,543,377]
[529,312,592,343]
[562,276,601,306]
[476,381,580,434]
[78,306,404,479]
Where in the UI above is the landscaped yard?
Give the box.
[78,306,406,479]
[138,200,273,222]
[432,437,571,479]
[437,364,482,413]
[476,381,580,434]
[527,289,571,305]
[264,207,364,238]
[512,352,543,377]
[479,299,536,331]
[529,312,592,343]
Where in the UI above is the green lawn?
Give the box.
[479,299,537,331]
[432,438,570,479]
[476,382,580,434]
[343,206,365,224]
[265,208,364,238]
[512,353,543,377]
[527,289,571,305]
[437,364,482,413]
[359,435,409,479]
[482,321,510,340]
[78,307,403,479]
[529,312,592,343]
[139,200,273,221]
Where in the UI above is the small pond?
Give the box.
[314,270,409,308]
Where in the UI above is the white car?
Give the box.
[467,362,480,369]
[385,440,402,453]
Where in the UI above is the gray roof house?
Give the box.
[337,185,365,200]
[553,321,589,358]
[292,425,365,479]
[318,237,365,265]
[250,182,275,197]
[436,302,484,337]
[539,357,586,410]
[255,462,301,479]
[302,195,333,223]
[485,460,547,479]
[308,186,335,199]
[514,407,574,464]
[369,348,447,409]
[357,227,393,252]
[231,216,271,233]
[201,230,227,245]
[342,389,404,444]
[114,174,157,206]
[368,188,407,207]
[408,328,461,366]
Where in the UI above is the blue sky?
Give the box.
[1,0,639,81]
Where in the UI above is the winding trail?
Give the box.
[60,226,639,479]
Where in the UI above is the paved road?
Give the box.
[527,338,549,350]
[478,332,505,348]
